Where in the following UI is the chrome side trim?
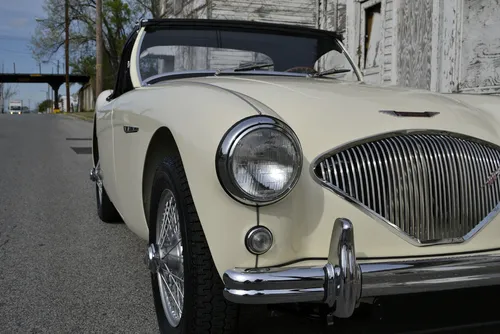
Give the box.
[224,219,500,313]
[310,129,500,247]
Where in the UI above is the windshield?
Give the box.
[10,105,22,111]
[138,27,359,84]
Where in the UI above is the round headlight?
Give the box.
[216,116,303,206]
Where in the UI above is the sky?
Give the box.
[0,0,81,110]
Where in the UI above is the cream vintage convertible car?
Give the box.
[90,18,500,332]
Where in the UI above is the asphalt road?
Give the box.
[1,113,500,334]
[0,113,156,333]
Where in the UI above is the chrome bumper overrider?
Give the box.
[89,167,99,182]
[223,218,500,318]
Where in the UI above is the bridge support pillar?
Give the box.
[49,82,62,112]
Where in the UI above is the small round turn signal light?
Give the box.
[245,226,273,255]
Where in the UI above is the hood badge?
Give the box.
[484,166,500,188]
[380,110,440,118]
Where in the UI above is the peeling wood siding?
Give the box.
[319,0,346,33]
[162,0,209,19]
[459,0,500,94]
[211,0,316,26]
[431,0,463,93]
[382,0,393,83]
[396,0,433,90]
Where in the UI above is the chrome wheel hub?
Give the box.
[145,244,161,273]
[147,189,184,327]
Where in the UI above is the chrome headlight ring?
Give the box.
[216,115,303,206]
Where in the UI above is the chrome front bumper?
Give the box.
[223,218,500,318]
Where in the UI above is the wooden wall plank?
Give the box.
[396,0,433,90]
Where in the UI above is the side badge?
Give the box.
[483,166,500,188]
[123,126,139,133]
[380,110,440,118]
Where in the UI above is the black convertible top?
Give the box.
[138,18,343,42]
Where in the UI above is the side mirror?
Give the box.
[95,89,114,112]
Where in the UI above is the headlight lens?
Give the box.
[216,116,302,206]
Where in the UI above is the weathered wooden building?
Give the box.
[77,83,95,112]
[158,0,500,95]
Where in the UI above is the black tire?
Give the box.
[95,163,122,223]
[150,155,239,334]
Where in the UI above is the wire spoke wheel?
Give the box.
[148,156,239,333]
[156,189,184,328]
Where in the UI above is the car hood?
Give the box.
[173,75,500,161]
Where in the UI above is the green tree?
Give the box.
[31,0,136,90]
[38,99,53,113]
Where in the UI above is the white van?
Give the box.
[8,100,22,115]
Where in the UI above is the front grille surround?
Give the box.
[311,130,500,246]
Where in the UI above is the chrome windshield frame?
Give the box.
[335,39,364,82]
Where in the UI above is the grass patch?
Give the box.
[64,111,95,122]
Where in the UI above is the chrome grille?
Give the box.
[314,132,500,244]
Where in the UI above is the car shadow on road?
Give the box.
[237,286,500,334]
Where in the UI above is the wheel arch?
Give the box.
[142,126,181,228]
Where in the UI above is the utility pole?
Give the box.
[0,63,3,113]
[0,84,3,114]
[96,0,103,98]
[64,0,70,113]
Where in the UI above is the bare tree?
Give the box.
[3,84,18,101]
[0,84,18,113]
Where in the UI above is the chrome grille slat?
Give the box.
[345,150,359,199]
[446,136,466,235]
[315,133,500,244]
[413,136,433,239]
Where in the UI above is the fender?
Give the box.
[107,81,270,276]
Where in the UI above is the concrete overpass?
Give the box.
[0,73,90,111]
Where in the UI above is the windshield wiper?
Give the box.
[215,62,274,75]
[234,62,274,72]
[311,68,351,77]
